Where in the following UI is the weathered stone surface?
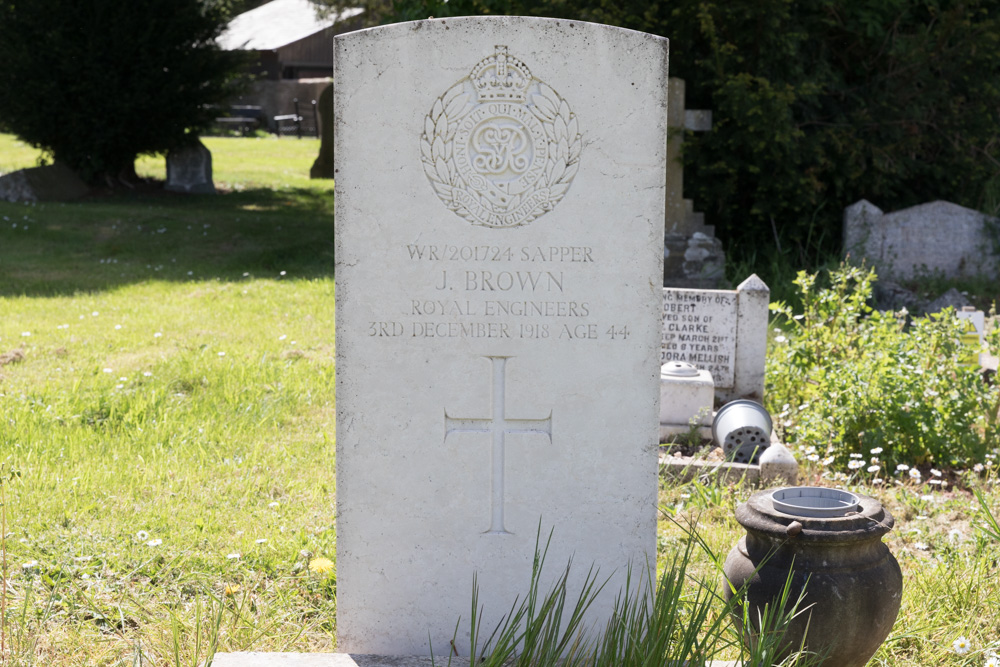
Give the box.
[213,655,438,667]
[0,162,89,203]
[335,17,667,657]
[663,230,725,288]
[758,443,798,486]
[723,490,902,667]
[212,654,743,666]
[310,83,334,179]
[872,280,924,313]
[659,361,714,440]
[843,199,1000,281]
[662,286,737,386]
[925,287,972,313]
[663,78,723,288]
[165,139,215,194]
[665,78,708,237]
[661,274,768,403]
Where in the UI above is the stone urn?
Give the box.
[722,487,903,666]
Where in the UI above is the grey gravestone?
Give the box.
[0,162,89,203]
[165,139,216,194]
[310,83,335,179]
[843,199,1000,281]
[334,16,667,657]
[924,287,973,314]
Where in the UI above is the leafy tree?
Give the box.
[215,0,276,21]
[315,0,1000,268]
[0,0,245,185]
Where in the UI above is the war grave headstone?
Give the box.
[333,16,667,658]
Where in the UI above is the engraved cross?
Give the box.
[444,356,552,535]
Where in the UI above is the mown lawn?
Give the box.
[0,133,998,666]
[1,134,339,664]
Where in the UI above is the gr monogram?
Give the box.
[420,46,583,228]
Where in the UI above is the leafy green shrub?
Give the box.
[313,0,1000,271]
[767,263,1000,471]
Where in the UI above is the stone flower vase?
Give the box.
[722,487,903,666]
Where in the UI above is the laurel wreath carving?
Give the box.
[419,81,582,227]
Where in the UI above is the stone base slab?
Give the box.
[659,424,713,441]
[659,432,797,487]
[212,654,741,666]
[659,453,761,485]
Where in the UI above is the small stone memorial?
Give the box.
[310,83,335,179]
[0,162,89,203]
[335,17,667,657]
[165,138,216,194]
[661,274,768,403]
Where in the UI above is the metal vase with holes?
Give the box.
[713,399,772,463]
[722,487,903,666]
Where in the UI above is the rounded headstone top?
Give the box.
[661,361,699,377]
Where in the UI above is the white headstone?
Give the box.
[661,274,768,403]
[335,17,667,657]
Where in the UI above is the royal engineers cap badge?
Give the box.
[420,46,583,228]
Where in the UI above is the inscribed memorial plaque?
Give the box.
[660,288,737,387]
[335,17,667,656]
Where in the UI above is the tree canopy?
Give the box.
[315,0,1000,262]
[0,0,245,184]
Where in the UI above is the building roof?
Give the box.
[218,0,363,51]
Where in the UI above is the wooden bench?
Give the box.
[212,105,265,136]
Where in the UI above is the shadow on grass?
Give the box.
[0,186,336,297]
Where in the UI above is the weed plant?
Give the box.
[441,523,827,667]
[767,263,1000,471]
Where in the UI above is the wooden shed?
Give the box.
[218,0,363,79]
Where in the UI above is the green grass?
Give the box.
[0,133,338,663]
[1,132,999,665]
[0,134,333,296]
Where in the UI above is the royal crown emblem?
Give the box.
[420,46,583,228]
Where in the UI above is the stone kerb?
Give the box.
[334,17,667,657]
[212,654,744,666]
[661,274,769,404]
[843,199,1000,281]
